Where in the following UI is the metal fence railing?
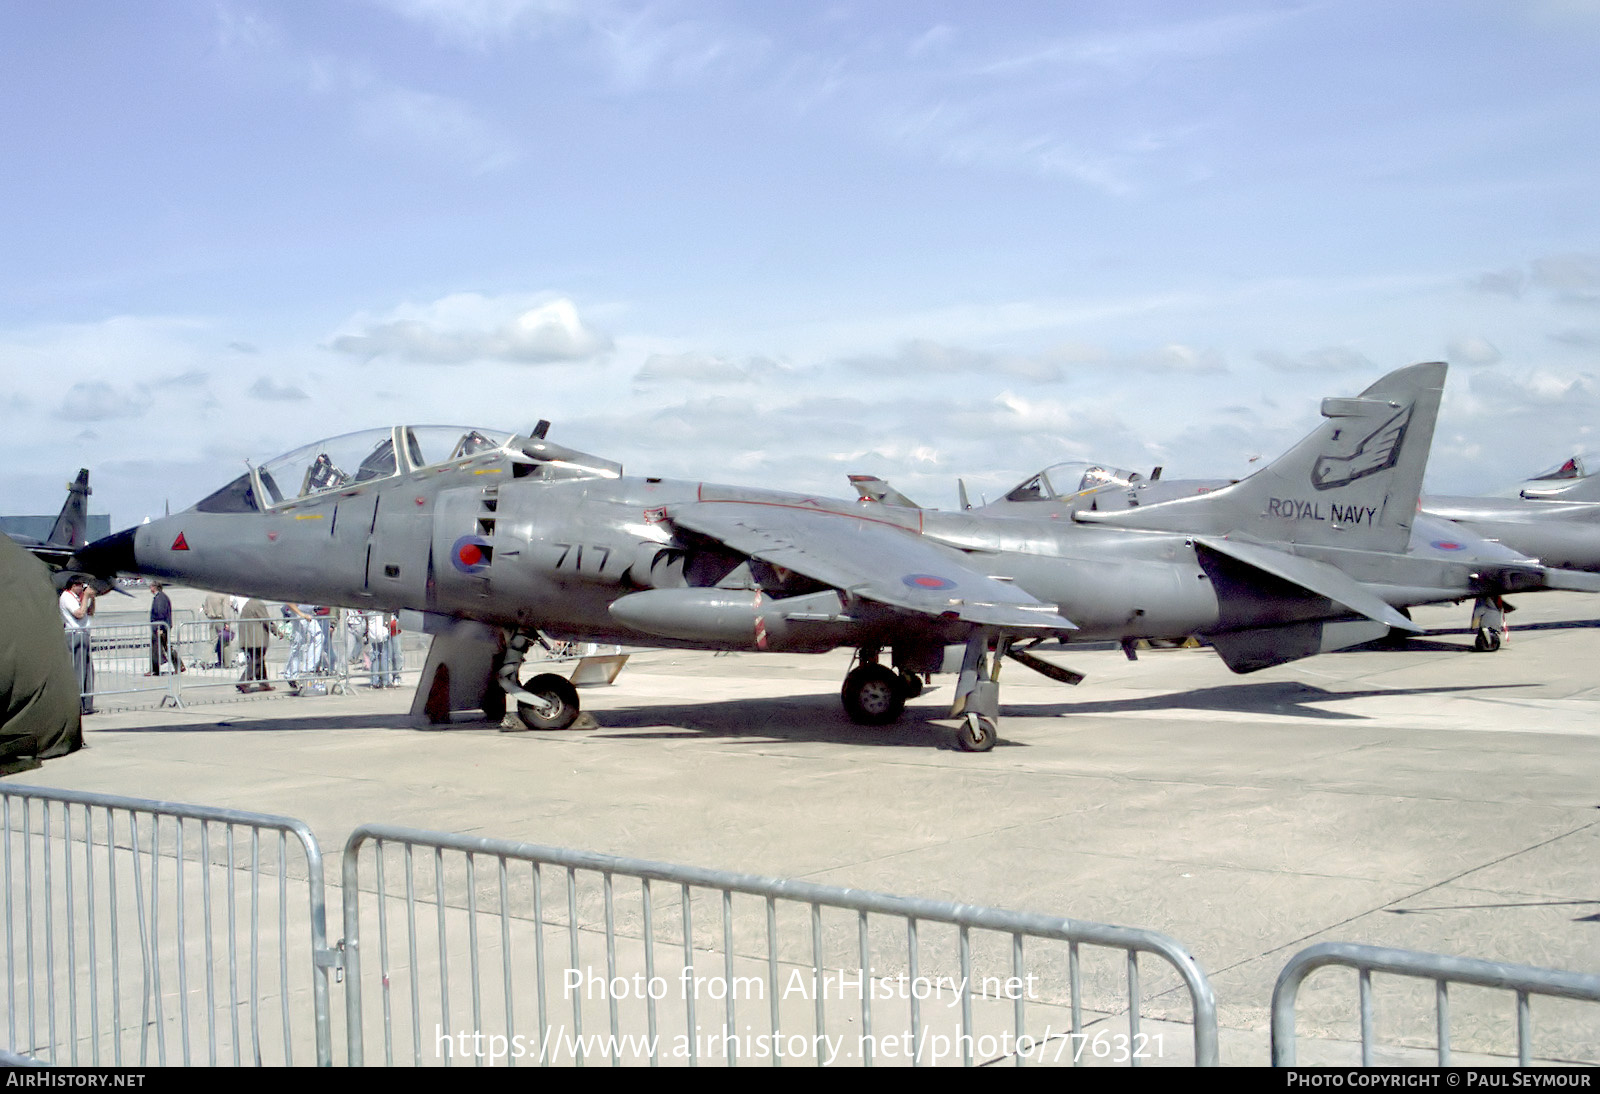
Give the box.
[8,781,1599,1067]
[1271,941,1600,1067]
[74,617,426,711]
[81,618,596,713]
[0,784,337,1066]
[84,623,182,708]
[340,825,1219,1067]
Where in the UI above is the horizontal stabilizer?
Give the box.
[1193,534,1422,633]
[1539,569,1600,592]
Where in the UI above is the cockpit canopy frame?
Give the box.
[193,425,621,514]
[1003,461,1146,504]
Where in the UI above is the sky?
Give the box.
[4,0,1600,526]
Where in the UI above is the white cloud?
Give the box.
[366,0,582,46]
[1257,346,1377,374]
[1470,268,1525,297]
[369,0,767,90]
[839,338,1222,383]
[1531,253,1600,305]
[212,5,523,174]
[351,83,523,174]
[249,376,311,401]
[1446,336,1502,366]
[633,352,786,385]
[331,294,612,364]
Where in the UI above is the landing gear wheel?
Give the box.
[956,713,997,753]
[515,673,581,730]
[842,664,906,725]
[1474,627,1502,653]
[899,670,924,699]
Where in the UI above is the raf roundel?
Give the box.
[1430,540,1466,551]
[450,535,493,574]
[902,573,956,591]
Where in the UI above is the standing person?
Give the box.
[202,591,236,669]
[365,610,391,688]
[236,598,275,693]
[282,603,324,693]
[385,612,403,687]
[345,607,368,681]
[148,582,176,675]
[369,611,404,687]
[59,577,96,714]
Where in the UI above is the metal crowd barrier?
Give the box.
[10,782,1596,1067]
[1271,941,1600,1067]
[91,609,198,635]
[340,825,1219,1066]
[81,616,419,709]
[85,622,182,708]
[0,785,336,1066]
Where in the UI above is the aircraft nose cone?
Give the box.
[70,527,139,579]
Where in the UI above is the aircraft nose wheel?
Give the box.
[841,663,907,725]
[515,672,582,730]
[1474,627,1502,652]
[956,713,997,752]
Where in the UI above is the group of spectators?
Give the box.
[206,596,403,695]
[57,580,404,707]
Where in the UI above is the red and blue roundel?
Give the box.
[451,535,493,574]
[902,573,956,590]
[1430,539,1466,551]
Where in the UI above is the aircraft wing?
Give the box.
[1192,534,1423,633]
[668,500,1074,631]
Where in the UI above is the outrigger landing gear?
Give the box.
[1470,596,1507,653]
[499,631,583,730]
[948,631,1007,753]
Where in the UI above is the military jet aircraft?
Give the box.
[8,469,92,570]
[72,362,1597,751]
[1421,453,1600,587]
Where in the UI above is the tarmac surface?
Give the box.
[13,589,1600,1066]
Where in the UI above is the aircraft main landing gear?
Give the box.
[518,673,581,729]
[499,632,583,730]
[841,662,906,725]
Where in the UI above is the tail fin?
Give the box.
[47,469,91,549]
[1075,362,1446,554]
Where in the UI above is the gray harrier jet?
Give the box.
[1422,454,1600,585]
[73,362,1594,751]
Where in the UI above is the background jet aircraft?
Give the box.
[849,464,1231,516]
[5,469,121,595]
[8,469,92,570]
[1421,455,1600,584]
[73,363,1596,752]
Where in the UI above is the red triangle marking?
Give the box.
[171,532,190,551]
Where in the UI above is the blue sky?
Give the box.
[4,0,1600,524]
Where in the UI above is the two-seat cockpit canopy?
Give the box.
[1002,462,1147,504]
[194,425,621,514]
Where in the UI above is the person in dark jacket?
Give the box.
[148,582,177,675]
[236,598,277,693]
